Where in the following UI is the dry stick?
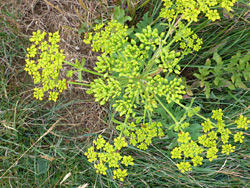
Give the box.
[43,0,65,15]
[169,15,183,36]
[0,119,61,180]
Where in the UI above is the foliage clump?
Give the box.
[160,0,237,22]
[85,121,165,180]
[116,121,165,150]
[194,52,250,98]
[171,109,248,173]
[85,135,133,181]
[84,19,203,118]
[23,0,250,183]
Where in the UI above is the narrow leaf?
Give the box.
[205,82,210,98]
[79,0,89,12]
[60,172,72,185]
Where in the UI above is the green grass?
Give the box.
[1,1,250,187]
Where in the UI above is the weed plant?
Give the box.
[1,0,250,187]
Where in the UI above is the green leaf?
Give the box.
[185,123,202,140]
[213,52,223,67]
[112,7,132,24]
[230,51,241,65]
[81,57,85,67]
[231,72,237,83]
[198,59,211,77]
[213,77,221,86]
[239,52,250,64]
[228,82,236,90]
[135,12,165,34]
[217,78,235,90]
[75,59,80,67]
[205,82,210,98]
[135,12,152,33]
[126,26,134,36]
[200,78,205,88]
[243,63,250,81]
[186,85,193,96]
[154,107,168,121]
[193,73,202,80]
[166,128,175,139]
[235,77,247,89]
[166,137,177,149]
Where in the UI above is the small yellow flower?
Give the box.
[234,132,245,143]
[177,132,191,143]
[113,169,128,181]
[222,144,235,155]
[235,115,249,130]
[201,119,213,133]
[212,109,223,121]
[122,156,134,166]
[25,30,67,102]
[207,147,218,162]
[192,156,203,167]
[34,88,44,100]
[171,147,182,159]
[177,162,192,173]
[94,162,107,175]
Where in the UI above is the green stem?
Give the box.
[118,115,130,141]
[64,60,102,75]
[136,0,150,10]
[176,102,218,127]
[78,70,82,81]
[176,102,206,121]
[143,108,147,124]
[64,60,111,77]
[153,94,178,124]
[151,15,161,25]
[79,67,104,77]
[147,110,152,124]
[144,19,193,75]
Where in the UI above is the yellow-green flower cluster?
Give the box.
[171,109,248,173]
[116,122,165,150]
[234,114,249,143]
[235,115,249,130]
[160,0,238,22]
[83,20,128,54]
[25,30,67,102]
[175,22,203,54]
[87,78,121,105]
[171,131,204,173]
[84,135,134,181]
[84,21,189,117]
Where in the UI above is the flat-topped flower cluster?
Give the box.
[25,30,67,102]
[160,0,238,22]
[172,109,248,173]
